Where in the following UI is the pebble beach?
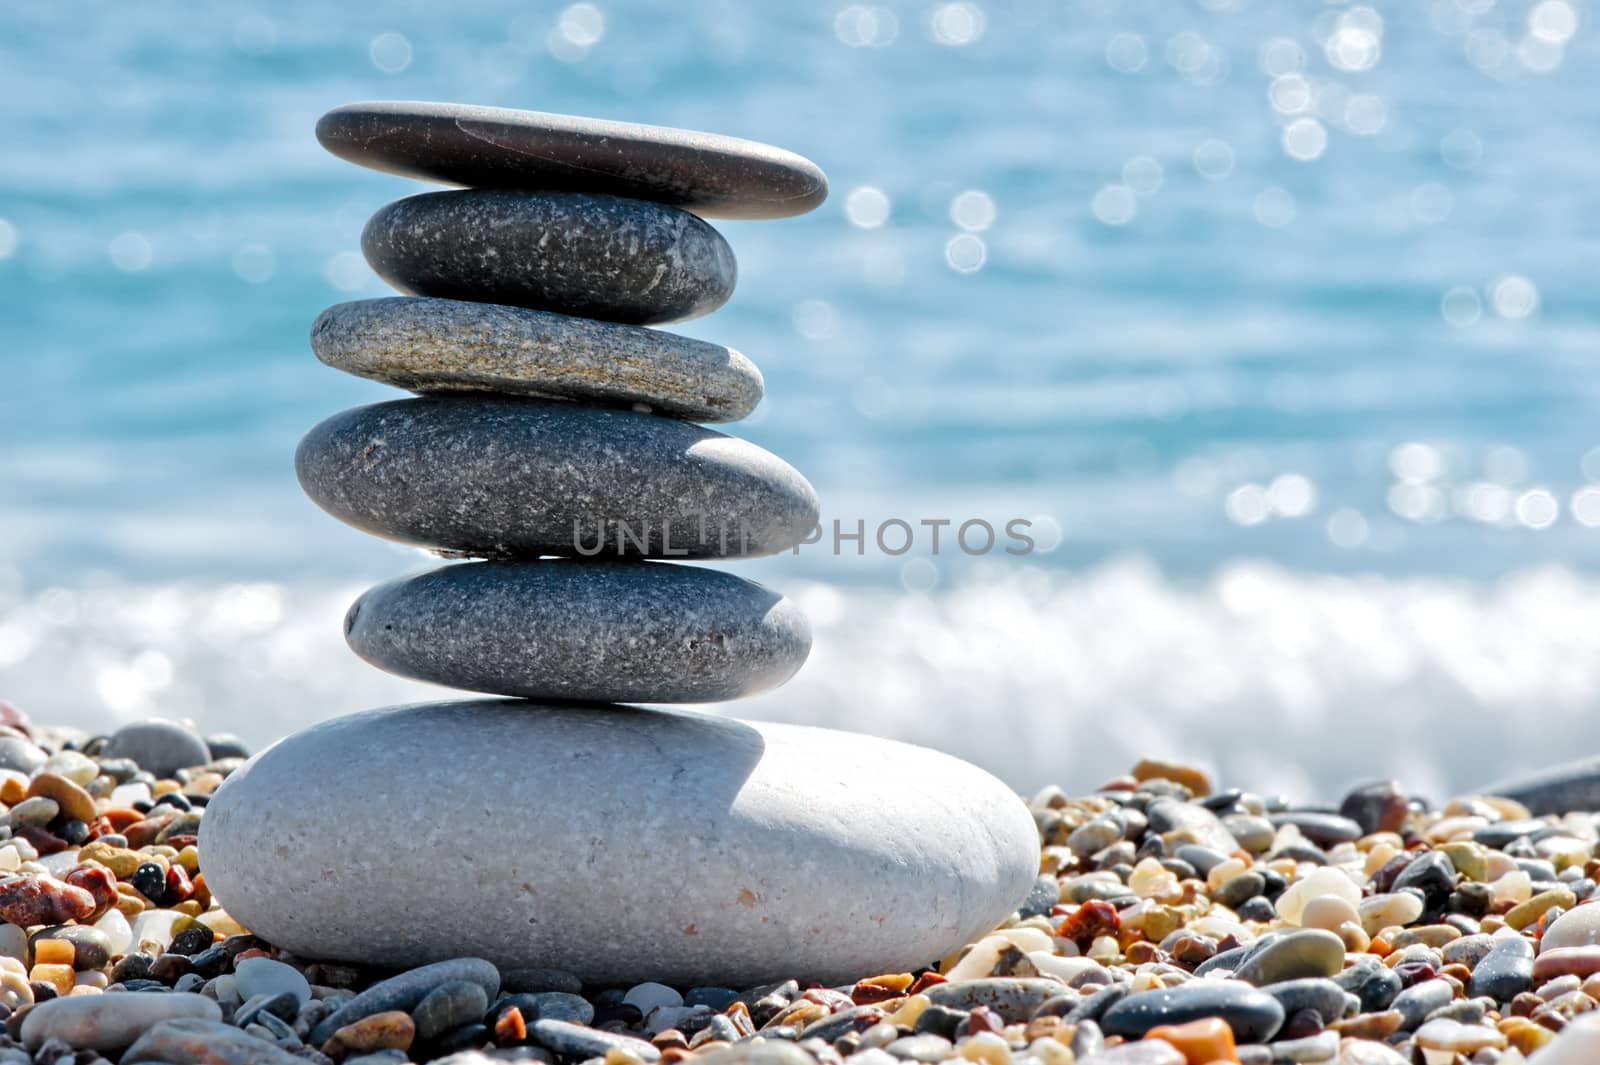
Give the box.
[0,707,1597,1063]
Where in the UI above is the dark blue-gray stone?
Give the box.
[309,958,500,1044]
[317,102,828,221]
[1017,875,1060,919]
[410,980,490,1041]
[1330,961,1401,1013]
[1483,758,1600,817]
[312,297,763,424]
[1391,978,1453,1031]
[531,1019,661,1063]
[496,991,594,1025]
[1260,979,1350,1024]
[295,396,819,560]
[362,190,735,325]
[1100,979,1285,1043]
[1392,851,1457,909]
[1468,935,1534,1001]
[1266,811,1364,847]
[345,560,810,703]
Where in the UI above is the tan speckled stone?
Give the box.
[312,297,762,423]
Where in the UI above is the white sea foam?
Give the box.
[1,559,1595,803]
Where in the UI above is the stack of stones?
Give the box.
[202,102,1037,987]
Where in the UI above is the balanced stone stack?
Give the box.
[202,102,1037,986]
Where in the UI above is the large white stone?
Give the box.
[200,700,1037,986]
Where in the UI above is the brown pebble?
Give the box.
[1131,758,1212,797]
[322,1010,415,1058]
[25,773,95,824]
[1330,1009,1403,1040]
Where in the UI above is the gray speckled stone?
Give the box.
[295,396,818,560]
[346,560,810,702]
[362,190,736,325]
[312,297,762,423]
[200,701,1039,986]
[309,958,500,1044]
[102,719,211,778]
[317,101,828,220]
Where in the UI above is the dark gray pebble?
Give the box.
[317,102,827,220]
[529,1018,662,1062]
[1260,978,1350,1024]
[345,559,810,703]
[296,396,818,561]
[1482,757,1600,817]
[310,958,500,1044]
[363,190,735,326]
[1391,978,1454,1031]
[1468,934,1534,1001]
[1266,811,1365,847]
[1100,979,1284,1043]
[412,980,490,1041]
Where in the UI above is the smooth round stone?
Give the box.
[313,297,762,423]
[1541,902,1600,952]
[295,396,818,560]
[201,701,1038,986]
[101,719,210,778]
[1100,979,1284,1043]
[1469,934,1534,1000]
[1231,929,1345,986]
[234,956,311,1006]
[22,991,220,1051]
[346,560,809,703]
[363,190,735,326]
[317,101,827,220]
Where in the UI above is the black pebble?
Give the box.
[167,927,214,956]
[56,820,88,846]
[130,863,166,902]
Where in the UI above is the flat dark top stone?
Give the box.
[317,101,828,220]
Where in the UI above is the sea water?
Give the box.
[1,1,1598,796]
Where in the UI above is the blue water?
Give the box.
[2,1,1599,795]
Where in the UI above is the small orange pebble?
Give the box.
[32,940,74,968]
[907,970,948,994]
[233,947,270,963]
[494,1006,526,1045]
[29,963,75,997]
[0,775,26,805]
[1143,1017,1238,1064]
[101,808,144,832]
[659,1049,694,1065]
[189,873,212,911]
[151,780,180,797]
[1369,936,1392,957]
[1098,775,1139,792]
